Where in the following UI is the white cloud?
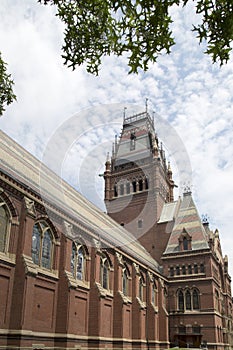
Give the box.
[1,0,233,276]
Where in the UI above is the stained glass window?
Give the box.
[32,223,41,265]
[31,221,54,269]
[0,205,9,252]
[122,266,129,295]
[77,247,84,280]
[139,274,144,300]
[71,243,86,280]
[102,260,109,289]
[152,281,158,306]
[42,230,52,269]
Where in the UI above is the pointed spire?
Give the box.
[145,98,148,113]
[123,107,127,121]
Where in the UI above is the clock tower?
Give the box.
[104,110,175,262]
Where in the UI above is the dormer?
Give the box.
[178,228,192,251]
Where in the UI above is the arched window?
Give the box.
[114,184,118,197]
[188,265,192,274]
[71,243,86,280]
[176,265,180,275]
[185,290,191,310]
[138,219,143,229]
[139,273,145,301]
[100,255,110,290]
[178,290,184,311]
[145,177,149,190]
[182,265,186,275]
[138,179,143,191]
[183,237,188,250]
[193,289,200,310]
[132,180,137,192]
[120,183,124,195]
[32,221,54,269]
[200,263,205,273]
[126,182,130,194]
[122,265,130,295]
[194,264,198,273]
[0,203,10,253]
[151,280,158,306]
[170,266,174,277]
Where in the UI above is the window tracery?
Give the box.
[100,254,111,290]
[71,243,87,280]
[177,288,200,311]
[32,221,54,269]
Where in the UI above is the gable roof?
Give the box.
[0,130,160,272]
[164,191,209,254]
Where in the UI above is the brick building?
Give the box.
[0,110,232,350]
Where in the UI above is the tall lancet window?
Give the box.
[0,203,10,253]
[100,255,110,290]
[32,221,54,269]
[71,242,86,280]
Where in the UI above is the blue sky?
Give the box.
[1,0,233,276]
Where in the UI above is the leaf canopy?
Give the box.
[39,0,233,74]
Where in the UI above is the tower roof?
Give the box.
[113,111,160,167]
[164,191,209,254]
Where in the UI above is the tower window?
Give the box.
[178,290,184,311]
[145,177,149,190]
[126,182,130,194]
[176,266,180,275]
[132,180,137,192]
[183,237,188,250]
[138,219,143,228]
[170,266,174,277]
[120,183,124,195]
[114,185,118,197]
[194,264,198,274]
[200,263,205,273]
[138,179,143,191]
[130,132,136,150]
[185,290,191,310]
[188,265,192,274]
[193,289,200,310]
[182,265,186,275]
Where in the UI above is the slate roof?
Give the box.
[115,112,154,166]
[0,130,160,272]
[164,191,210,254]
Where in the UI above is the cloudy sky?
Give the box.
[1,0,233,276]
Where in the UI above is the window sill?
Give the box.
[151,303,158,313]
[136,296,146,310]
[65,270,90,290]
[0,251,16,267]
[118,291,132,304]
[95,282,113,299]
[22,254,58,280]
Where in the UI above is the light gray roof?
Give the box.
[158,199,181,223]
[0,130,160,272]
[164,192,210,254]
